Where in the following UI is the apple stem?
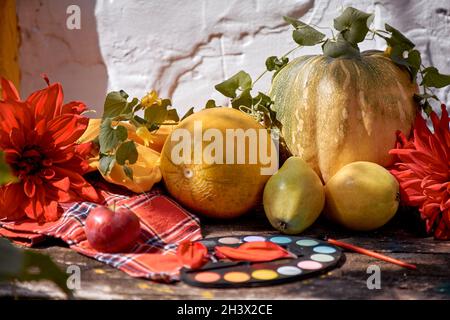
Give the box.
[113,200,116,212]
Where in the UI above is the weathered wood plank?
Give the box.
[2,249,449,300]
[1,211,449,300]
[6,249,449,300]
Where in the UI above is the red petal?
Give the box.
[51,147,75,163]
[24,188,45,221]
[0,183,25,220]
[49,177,71,192]
[176,241,208,269]
[40,168,56,180]
[23,179,36,198]
[47,114,89,147]
[34,118,48,136]
[44,182,73,203]
[26,83,64,121]
[43,200,62,222]
[78,184,101,203]
[10,128,25,150]
[439,105,450,147]
[215,241,293,262]
[61,101,87,115]
[0,101,33,134]
[52,167,100,202]
[75,142,95,158]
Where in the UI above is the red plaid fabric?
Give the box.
[0,180,202,282]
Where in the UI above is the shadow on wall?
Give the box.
[17,0,107,114]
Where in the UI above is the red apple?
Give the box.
[85,206,141,253]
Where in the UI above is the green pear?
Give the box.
[263,157,325,234]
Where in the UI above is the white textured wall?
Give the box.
[17,0,450,115]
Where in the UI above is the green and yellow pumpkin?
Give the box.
[270,50,418,182]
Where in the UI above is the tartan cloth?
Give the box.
[0,180,202,282]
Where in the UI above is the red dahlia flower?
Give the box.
[389,105,450,240]
[0,77,100,223]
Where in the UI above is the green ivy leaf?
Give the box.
[389,45,411,68]
[406,50,421,70]
[421,67,450,88]
[322,34,360,58]
[181,107,195,120]
[266,56,289,79]
[384,46,421,82]
[98,155,115,176]
[265,56,277,71]
[160,98,172,108]
[265,56,289,71]
[292,28,326,46]
[0,238,24,277]
[144,105,168,124]
[143,99,178,125]
[127,97,140,113]
[414,93,438,102]
[116,126,128,141]
[422,99,433,116]
[253,92,273,109]
[122,165,133,180]
[380,24,417,80]
[215,71,252,98]
[0,239,71,297]
[406,49,421,80]
[231,88,253,109]
[283,16,304,29]
[99,119,128,153]
[205,99,218,109]
[254,93,283,129]
[0,150,17,185]
[102,90,133,119]
[116,141,138,165]
[167,109,180,122]
[20,251,71,296]
[384,24,415,50]
[334,7,374,45]
[283,16,325,46]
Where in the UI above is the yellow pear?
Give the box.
[324,161,400,231]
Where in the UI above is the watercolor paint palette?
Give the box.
[180,234,342,288]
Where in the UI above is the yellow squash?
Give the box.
[270,50,418,182]
[77,118,169,193]
[102,143,161,193]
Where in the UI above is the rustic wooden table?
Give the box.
[1,210,449,300]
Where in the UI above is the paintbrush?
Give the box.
[325,237,417,270]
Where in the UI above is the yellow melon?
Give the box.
[160,107,275,219]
